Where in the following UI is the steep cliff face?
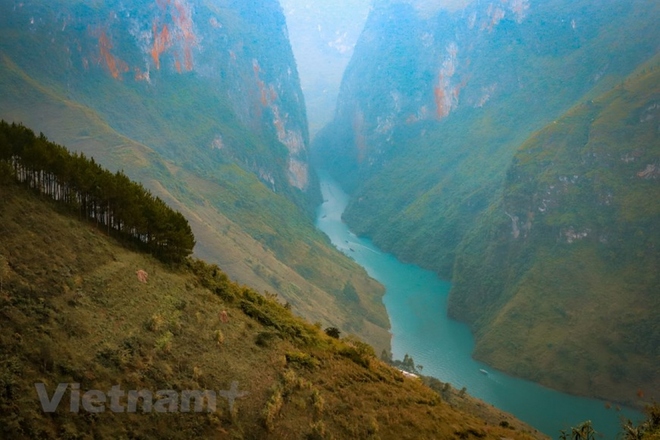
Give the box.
[0,0,310,199]
[0,0,391,350]
[315,1,660,275]
[280,0,371,136]
[313,0,660,404]
[316,0,562,191]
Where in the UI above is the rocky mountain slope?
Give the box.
[0,0,390,350]
[313,0,660,405]
[451,57,660,407]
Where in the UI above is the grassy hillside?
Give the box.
[0,180,545,439]
[450,57,660,408]
[0,49,391,352]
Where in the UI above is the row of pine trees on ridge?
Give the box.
[0,120,195,263]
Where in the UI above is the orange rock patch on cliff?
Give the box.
[98,31,128,79]
[173,0,196,71]
[149,0,197,72]
[151,23,171,70]
[434,81,449,119]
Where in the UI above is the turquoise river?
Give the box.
[315,170,643,439]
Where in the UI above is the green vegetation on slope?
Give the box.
[0,180,542,439]
[450,58,660,408]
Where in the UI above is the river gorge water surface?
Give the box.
[314,170,642,438]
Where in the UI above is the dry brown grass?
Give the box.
[0,182,541,439]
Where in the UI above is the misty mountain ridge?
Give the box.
[313,0,660,407]
[281,0,371,135]
[3,0,309,192]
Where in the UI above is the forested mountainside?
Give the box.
[0,167,547,440]
[0,0,390,350]
[313,0,660,405]
[451,58,660,407]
